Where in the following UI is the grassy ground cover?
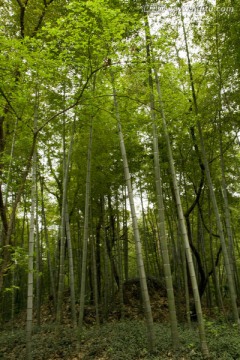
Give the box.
[0,318,239,359]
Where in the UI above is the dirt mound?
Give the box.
[123,276,166,303]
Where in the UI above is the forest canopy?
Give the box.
[0,0,240,359]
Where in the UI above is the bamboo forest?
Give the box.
[0,0,240,359]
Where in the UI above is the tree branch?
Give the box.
[197,201,220,238]
[184,173,204,218]
[15,0,23,8]
[0,88,21,121]
[17,0,27,38]
[32,7,47,36]
[31,0,56,36]
[37,64,105,134]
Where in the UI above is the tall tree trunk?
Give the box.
[103,217,110,321]
[96,198,103,299]
[26,98,38,360]
[65,201,77,327]
[180,4,239,327]
[197,121,239,325]
[56,115,75,323]
[110,69,155,352]
[144,14,179,348]
[35,193,41,327]
[106,194,119,288]
[79,123,93,328]
[182,242,191,326]
[115,193,124,319]
[91,229,100,326]
[56,112,67,324]
[153,66,209,358]
[215,19,239,294]
[122,186,129,281]
[219,127,239,293]
[40,177,57,311]
[139,179,150,275]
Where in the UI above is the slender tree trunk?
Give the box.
[26,99,38,360]
[96,199,103,300]
[0,113,8,246]
[35,192,41,327]
[215,22,237,287]
[153,96,179,344]
[65,202,77,327]
[116,194,124,319]
[57,114,76,323]
[79,123,93,328]
[219,128,239,293]
[197,121,239,325]
[144,14,179,348]
[110,69,155,352]
[106,195,119,288]
[123,186,129,281]
[180,4,239,327]
[103,209,110,321]
[56,113,67,324]
[11,268,15,332]
[153,67,209,357]
[139,179,150,275]
[40,177,57,311]
[91,229,100,326]
[210,233,224,313]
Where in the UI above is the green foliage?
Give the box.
[3,285,20,294]
[11,246,29,269]
[0,325,78,360]
[1,320,240,359]
[0,1,240,356]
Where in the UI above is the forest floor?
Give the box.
[0,282,239,360]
